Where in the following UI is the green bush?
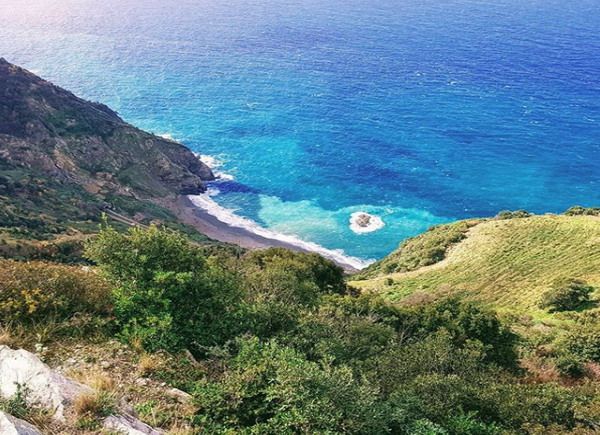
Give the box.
[412,298,519,368]
[445,412,502,435]
[85,225,243,353]
[490,383,581,429]
[239,248,348,338]
[495,210,532,219]
[0,259,111,324]
[560,324,600,363]
[564,206,600,216]
[193,337,392,434]
[287,298,398,365]
[555,354,585,378]
[539,279,595,312]
[242,248,347,299]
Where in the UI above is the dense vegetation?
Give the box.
[3,224,600,433]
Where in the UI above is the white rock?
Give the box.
[166,387,192,403]
[0,345,92,421]
[0,347,163,434]
[104,413,163,435]
[0,411,42,435]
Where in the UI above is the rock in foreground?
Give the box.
[0,345,91,421]
[0,411,42,435]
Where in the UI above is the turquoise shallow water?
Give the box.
[1,0,599,262]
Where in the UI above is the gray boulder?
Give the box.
[0,346,163,433]
[104,413,163,434]
[0,345,92,421]
[0,411,42,435]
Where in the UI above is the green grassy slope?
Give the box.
[351,214,600,312]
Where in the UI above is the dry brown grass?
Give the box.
[521,355,561,384]
[0,325,15,347]
[68,368,115,393]
[73,391,116,418]
[137,353,161,376]
[584,362,600,381]
[0,323,29,349]
[130,336,145,353]
[166,425,196,435]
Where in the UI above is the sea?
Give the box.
[2,0,599,267]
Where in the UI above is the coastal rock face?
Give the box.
[104,413,164,435]
[0,411,42,435]
[0,58,214,198]
[0,346,92,421]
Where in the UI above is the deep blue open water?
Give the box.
[2,0,599,263]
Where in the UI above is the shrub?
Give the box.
[412,298,519,368]
[193,337,391,433]
[85,225,243,353]
[559,324,600,363]
[495,210,532,219]
[539,279,595,312]
[564,206,600,216]
[287,299,398,365]
[555,354,585,378]
[239,248,348,338]
[445,411,503,435]
[242,248,347,299]
[489,383,581,429]
[0,259,111,324]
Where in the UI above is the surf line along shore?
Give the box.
[161,194,372,273]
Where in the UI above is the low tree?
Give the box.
[85,225,242,353]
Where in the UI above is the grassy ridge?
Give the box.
[354,219,482,279]
[351,215,600,311]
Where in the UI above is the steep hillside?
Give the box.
[351,213,600,312]
[0,59,219,256]
[0,58,213,196]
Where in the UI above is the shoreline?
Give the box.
[167,195,365,273]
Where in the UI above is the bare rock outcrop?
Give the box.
[0,58,214,197]
[0,411,42,435]
[0,346,163,433]
[104,413,163,435]
[0,346,91,421]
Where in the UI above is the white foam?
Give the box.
[349,212,385,234]
[196,154,223,169]
[215,172,235,181]
[195,153,235,182]
[206,187,221,197]
[158,132,175,140]
[187,194,372,271]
